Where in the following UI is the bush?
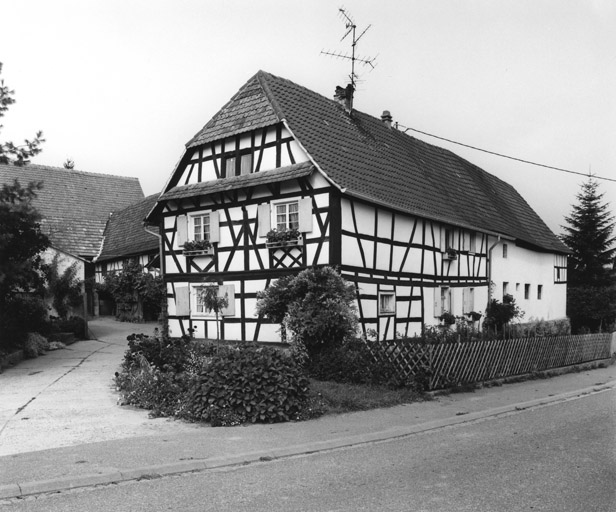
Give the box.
[0,294,49,350]
[50,315,86,339]
[115,354,190,418]
[257,266,358,354]
[23,332,49,358]
[307,337,427,390]
[182,343,310,425]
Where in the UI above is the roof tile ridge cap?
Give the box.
[1,162,140,182]
[256,71,285,121]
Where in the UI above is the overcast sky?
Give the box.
[1,0,614,235]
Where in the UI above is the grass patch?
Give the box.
[309,379,426,415]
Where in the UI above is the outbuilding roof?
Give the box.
[170,71,568,254]
[0,163,145,258]
[97,194,160,262]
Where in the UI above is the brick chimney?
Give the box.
[381,110,393,128]
[334,84,355,112]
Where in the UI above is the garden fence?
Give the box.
[367,332,613,390]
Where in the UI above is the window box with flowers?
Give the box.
[265,228,303,249]
[443,247,458,261]
[182,239,214,256]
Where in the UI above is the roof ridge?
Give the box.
[0,162,140,182]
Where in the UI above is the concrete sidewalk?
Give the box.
[1,319,615,501]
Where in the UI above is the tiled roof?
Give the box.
[160,161,314,201]
[97,194,160,262]
[175,71,568,254]
[0,163,145,258]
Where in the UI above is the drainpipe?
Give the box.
[487,235,502,306]
[144,223,163,277]
[144,222,166,335]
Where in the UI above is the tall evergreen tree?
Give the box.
[561,178,616,331]
[561,179,616,286]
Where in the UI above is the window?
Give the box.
[276,201,299,231]
[503,282,509,299]
[224,156,236,177]
[502,243,508,259]
[192,213,210,242]
[537,285,543,300]
[190,284,235,317]
[378,292,396,315]
[240,153,252,175]
[524,284,530,300]
[469,232,476,253]
[463,287,474,313]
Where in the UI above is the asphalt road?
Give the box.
[5,388,615,512]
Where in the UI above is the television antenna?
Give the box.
[321,8,377,90]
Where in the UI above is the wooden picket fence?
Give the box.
[367,333,613,391]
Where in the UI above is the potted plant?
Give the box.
[443,247,458,260]
[439,311,456,326]
[183,239,213,255]
[265,228,302,248]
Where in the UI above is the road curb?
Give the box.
[2,379,615,501]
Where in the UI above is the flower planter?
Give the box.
[266,235,303,249]
[183,248,214,256]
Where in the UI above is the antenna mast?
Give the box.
[321,8,377,90]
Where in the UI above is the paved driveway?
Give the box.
[0,318,200,456]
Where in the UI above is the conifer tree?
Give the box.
[561,178,616,331]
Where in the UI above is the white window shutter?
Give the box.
[177,215,188,247]
[175,285,190,316]
[219,285,235,316]
[209,211,220,243]
[434,287,442,317]
[449,289,454,314]
[258,203,271,237]
[298,197,313,233]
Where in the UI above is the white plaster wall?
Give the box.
[490,240,567,321]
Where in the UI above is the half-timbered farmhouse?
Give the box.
[146,71,569,342]
[0,163,145,315]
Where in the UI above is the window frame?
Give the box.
[378,291,396,316]
[190,284,235,318]
[273,200,300,232]
[189,212,211,242]
[502,243,508,259]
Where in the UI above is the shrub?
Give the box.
[50,315,87,339]
[307,337,427,390]
[183,343,310,425]
[115,354,190,418]
[0,294,49,350]
[257,266,358,354]
[23,332,49,358]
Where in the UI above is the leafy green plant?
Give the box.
[196,281,229,343]
[183,239,212,252]
[257,266,358,355]
[101,262,165,322]
[266,228,301,245]
[183,343,310,425]
[483,294,524,335]
[438,311,456,325]
[43,253,82,319]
